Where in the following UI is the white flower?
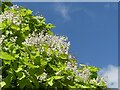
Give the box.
[67,76,73,80]
[11,5,20,10]
[0,35,5,44]
[10,36,17,43]
[55,70,61,75]
[0,15,2,23]
[68,54,72,59]
[24,31,70,56]
[38,72,47,81]
[35,16,44,19]
[90,78,97,84]
[1,5,22,25]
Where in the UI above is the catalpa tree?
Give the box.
[0,2,108,89]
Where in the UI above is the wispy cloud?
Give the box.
[54,3,96,22]
[55,3,70,21]
[99,65,119,88]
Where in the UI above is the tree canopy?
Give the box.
[0,2,108,89]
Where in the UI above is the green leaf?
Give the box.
[49,64,59,71]
[4,73,13,87]
[47,76,64,86]
[34,56,40,65]
[26,9,32,15]
[46,23,55,29]
[60,54,68,59]
[0,81,6,88]
[11,24,20,30]
[24,62,39,69]
[88,66,100,72]
[23,26,30,31]
[16,72,24,79]
[48,78,54,86]
[29,75,39,87]
[6,19,11,25]
[0,51,15,60]
[80,64,86,67]
[15,66,23,73]
[3,60,11,65]
[47,30,54,35]
[18,78,29,88]
[68,85,76,88]
[40,59,47,66]
[0,23,6,30]
[19,72,26,80]
[16,33,25,45]
[54,76,64,80]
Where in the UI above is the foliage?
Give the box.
[0,3,108,89]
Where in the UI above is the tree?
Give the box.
[0,3,108,89]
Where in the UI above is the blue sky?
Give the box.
[13,2,118,88]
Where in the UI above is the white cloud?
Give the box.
[54,3,96,21]
[99,65,119,89]
[55,3,70,21]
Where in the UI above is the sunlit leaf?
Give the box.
[60,54,68,59]
[54,76,64,80]
[0,81,6,88]
[0,51,15,60]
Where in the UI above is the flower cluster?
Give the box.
[24,31,70,56]
[65,61,107,85]
[89,76,106,85]
[34,15,44,22]
[65,61,90,81]
[0,5,22,25]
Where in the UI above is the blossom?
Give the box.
[65,61,91,81]
[0,5,22,25]
[80,69,90,82]
[10,36,17,43]
[67,76,73,80]
[10,5,19,10]
[89,76,107,86]
[24,31,70,56]
[0,35,5,44]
